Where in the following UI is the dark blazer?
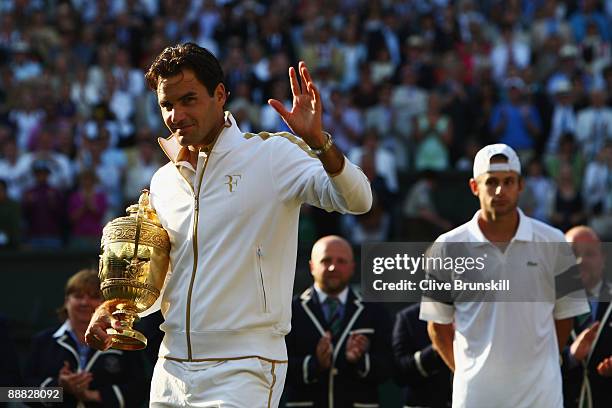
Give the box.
[563,282,612,408]
[23,321,147,408]
[284,286,393,408]
[392,303,452,408]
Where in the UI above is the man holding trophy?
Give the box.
[85,42,372,407]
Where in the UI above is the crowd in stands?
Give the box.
[0,0,611,250]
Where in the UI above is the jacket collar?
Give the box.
[52,320,72,339]
[300,286,362,333]
[158,111,242,163]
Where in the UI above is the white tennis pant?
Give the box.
[149,357,287,408]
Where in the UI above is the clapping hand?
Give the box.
[570,322,600,362]
[345,333,369,363]
[58,361,92,398]
[316,331,333,371]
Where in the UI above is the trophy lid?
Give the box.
[126,190,162,226]
[101,190,169,251]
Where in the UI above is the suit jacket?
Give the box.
[23,321,147,408]
[562,282,612,408]
[284,286,393,408]
[392,303,452,408]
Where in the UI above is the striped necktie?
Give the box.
[324,297,342,337]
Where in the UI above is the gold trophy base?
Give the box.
[107,328,148,350]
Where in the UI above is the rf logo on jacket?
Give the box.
[225,174,242,193]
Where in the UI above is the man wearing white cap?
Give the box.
[420,143,589,407]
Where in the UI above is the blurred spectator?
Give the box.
[75,128,125,221]
[337,21,367,91]
[521,158,555,222]
[437,52,474,163]
[260,79,292,133]
[0,137,26,200]
[322,89,362,153]
[490,76,541,156]
[364,82,395,146]
[583,142,612,240]
[0,179,20,249]
[551,163,586,232]
[23,268,147,407]
[575,83,612,161]
[70,64,100,117]
[545,132,585,188]
[470,69,498,143]
[413,92,452,171]
[259,11,295,62]
[15,126,74,192]
[227,85,259,133]
[348,129,398,195]
[9,87,45,152]
[67,170,107,249]
[350,64,378,110]
[21,159,65,249]
[10,41,42,82]
[343,144,394,245]
[391,64,428,144]
[393,303,452,408]
[569,0,610,43]
[456,138,483,172]
[490,22,531,81]
[403,35,436,90]
[531,0,573,49]
[301,23,344,83]
[546,78,577,154]
[547,43,582,96]
[403,170,453,237]
[284,235,392,407]
[123,137,163,206]
[342,191,390,245]
[579,20,611,76]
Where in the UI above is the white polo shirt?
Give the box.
[420,209,589,408]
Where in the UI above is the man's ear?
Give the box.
[469,178,479,197]
[215,83,227,103]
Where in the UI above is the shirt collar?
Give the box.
[158,111,240,164]
[466,208,532,244]
[314,284,349,305]
[588,280,603,299]
[52,320,72,339]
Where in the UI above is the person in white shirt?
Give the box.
[421,143,589,408]
[575,84,612,161]
[84,42,372,408]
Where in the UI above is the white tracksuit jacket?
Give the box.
[148,113,372,362]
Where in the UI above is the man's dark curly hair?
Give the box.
[145,42,225,96]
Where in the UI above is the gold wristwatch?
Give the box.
[310,131,334,156]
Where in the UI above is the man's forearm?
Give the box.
[428,321,455,372]
[317,141,344,175]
